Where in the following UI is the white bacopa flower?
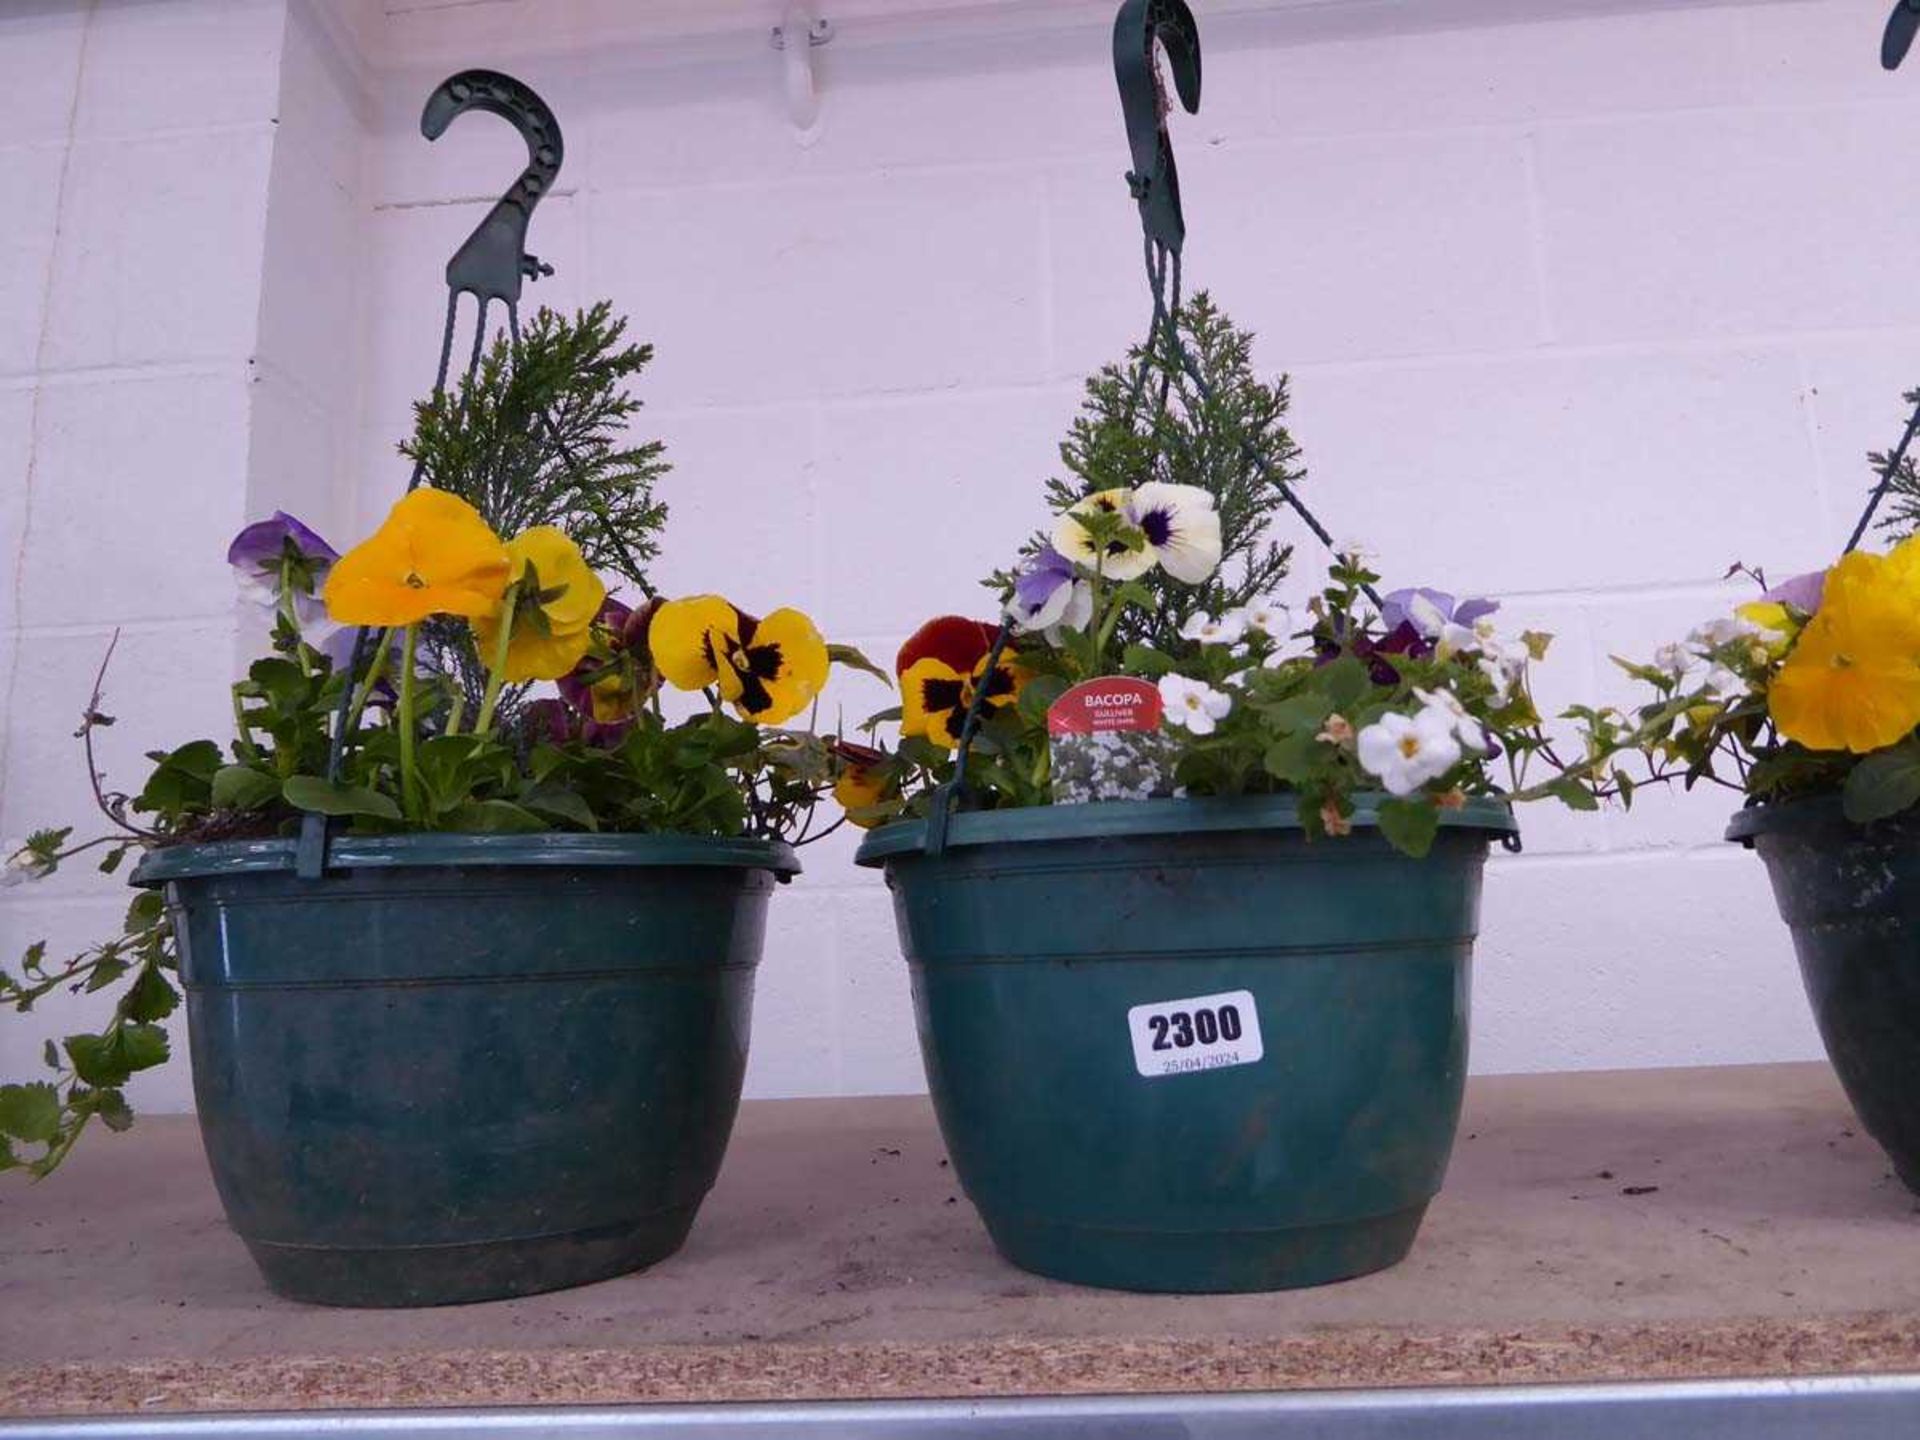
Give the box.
[1239,597,1292,638]
[1412,686,1490,755]
[1689,616,1760,651]
[1701,664,1745,697]
[1160,674,1233,736]
[1179,610,1247,646]
[1653,642,1691,679]
[1356,708,1464,797]
[1,839,53,889]
[1131,482,1223,584]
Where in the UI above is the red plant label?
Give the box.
[1047,677,1163,737]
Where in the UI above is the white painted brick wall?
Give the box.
[0,0,294,1116]
[19,0,1920,1113]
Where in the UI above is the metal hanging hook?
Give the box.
[1886,0,1920,69]
[1113,0,1201,255]
[420,69,564,306]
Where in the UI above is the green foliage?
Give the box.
[857,556,1580,854]
[1,886,177,1177]
[403,302,670,716]
[3,297,853,1178]
[990,293,1300,651]
[1869,387,1920,543]
[1842,741,1920,824]
[403,302,669,587]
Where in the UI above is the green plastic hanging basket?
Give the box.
[134,831,797,1307]
[856,793,1514,1294]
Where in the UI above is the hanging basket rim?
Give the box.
[130,831,801,886]
[855,792,1516,865]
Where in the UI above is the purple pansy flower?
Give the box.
[1006,545,1093,635]
[1381,587,1500,638]
[227,512,338,595]
[1763,569,1826,616]
[555,597,655,748]
[227,512,342,651]
[1315,617,1431,686]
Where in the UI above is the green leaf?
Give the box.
[120,1023,169,1072]
[282,775,404,821]
[125,967,180,1023]
[246,657,310,707]
[441,801,549,834]
[1319,656,1372,710]
[82,957,129,993]
[1548,775,1601,813]
[1263,732,1322,786]
[133,739,224,816]
[1843,742,1920,825]
[1016,674,1070,726]
[162,740,223,781]
[63,1034,124,1088]
[93,1089,134,1133]
[827,644,891,685]
[1122,645,1179,678]
[126,890,165,928]
[42,1039,58,1070]
[1377,798,1441,859]
[212,765,283,811]
[518,787,598,831]
[65,1025,169,1087]
[1261,692,1334,736]
[0,1082,61,1143]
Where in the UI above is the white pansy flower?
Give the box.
[1179,611,1247,647]
[1007,576,1094,638]
[1048,580,1095,642]
[1405,592,1451,640]
[1356,709,1463,797]
[1160,674,1234,736]
[1131,482,1223,584]
[1413,686,1490,755]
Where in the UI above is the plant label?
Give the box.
[1048,676,1179,805]
[1127,989,1265,1078]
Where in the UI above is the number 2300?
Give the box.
[1146,1004,1243,1050]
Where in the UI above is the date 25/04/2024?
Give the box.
[1126,989,1266,1079]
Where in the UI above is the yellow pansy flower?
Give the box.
[323,489,511,626]
[471,526,606,683]
[1770,545,1920,753]
[650,595,830,725]
[900,652,1025,749]
[830,741,897,829]
[1050,488,1154,581]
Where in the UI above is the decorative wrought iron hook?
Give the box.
[1887,0,1920,69]
[420,70,563,305]
[1113,0,1202,254]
